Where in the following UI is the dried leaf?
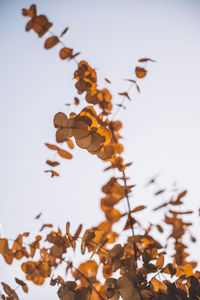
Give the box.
[40,224,53,232]
[45,143,59,150]
[44,170,59,177]
[58,149,72,159]
[138,58,156,63]
[131,205,146,213]
[155,254,164,269]
[151,278,167,294]
[15,278,28,293]
[135,67,147,79]
[46,160,60,167]
[118,92,131,101]
[1,282,19,300]
[60,27,69,38]
[44,36,59,49]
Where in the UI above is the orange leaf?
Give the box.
[46,160,60,167]
[151,278,167,294]
[58,149,72,159]
[135,67,147,78]
[1,282,19,300]
[131,205,146,213]
[59,47,73,60]
[66,138,74,149]
[40,224,53,232]
[118,92,131,100]
[44,170,59,177]
[45,143,59,150]
[44,36,59,49]
[155,254,164,269]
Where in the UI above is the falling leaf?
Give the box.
[44,36,59,49]
[135,67,147,78]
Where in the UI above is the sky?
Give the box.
[0,0,200,299]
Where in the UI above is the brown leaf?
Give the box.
[44,170,59,177]
[35,212,42,220]
[105,78,111,84]
[138,58,156,63]
[58,149,72,159]
[1,282,19,300]
[54,112,68,128]
[15,278,28,293]
[44,36,59,49]
[60,27,69,38]
[150,278,167,294]
[118,92,131,101]
[32,15,52,37]
[74,97,79,105]
[155,254,164,269]
[40,224,53,232]
[135,67,147,79]
[46,160,60,167]
[154,189,165,196]
[59,47,73,60]
[22,4,36,18]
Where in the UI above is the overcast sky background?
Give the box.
[0,0,200,299]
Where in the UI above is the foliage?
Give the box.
[0,4,200,300]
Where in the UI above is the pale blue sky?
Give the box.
[0,0,200,299]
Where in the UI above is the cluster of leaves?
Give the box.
[0,4,199,300]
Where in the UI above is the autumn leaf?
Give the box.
[44,170,59,177]
[58,149,72,159]
[138,58,156,63]
[155,254,164,269]
[131,205,146,213]
[46,160,60,167]
[60,26,69,38]
[44,36,59,49]
[45,143,59,150]
[135,67,147,78]
[118,92,131,101]
[15,278,28,293]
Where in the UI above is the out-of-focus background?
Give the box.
[0,0,200,299]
